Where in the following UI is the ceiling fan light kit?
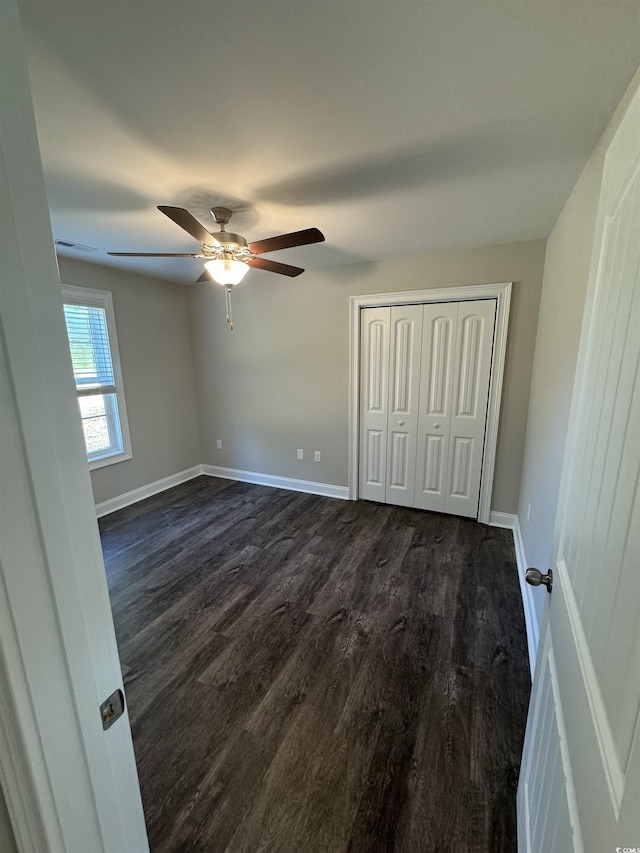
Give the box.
[108,205,325,330]
[204,257,250,286]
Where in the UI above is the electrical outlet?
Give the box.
[314,451,321,462]
[216,439,222,450]
[297,448,304,460]
[527,503,532,523]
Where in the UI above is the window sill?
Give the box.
[89,451,132,472]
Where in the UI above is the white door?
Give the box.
[415,299,496,517]
[359,305,424,506]
[517,82,640,852]
[0,1,148,848]
[386,304,423,506]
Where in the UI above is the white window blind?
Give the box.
[64,303,116,394]
[62,286,132,469]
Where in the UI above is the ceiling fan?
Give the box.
[108,206,325,328]
[109,205,324,283]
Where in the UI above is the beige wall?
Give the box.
[517,67,640,624]
[58,257,201,505]
[188,239,545,513]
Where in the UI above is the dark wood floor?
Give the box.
[100,476,530,853]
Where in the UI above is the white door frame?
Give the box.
[349,283,512,524]
[0,0,148,849]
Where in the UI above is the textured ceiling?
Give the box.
[19,0,640,284]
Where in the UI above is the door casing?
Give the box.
[349,282,512,524]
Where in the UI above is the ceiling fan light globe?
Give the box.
[204,258,249,286]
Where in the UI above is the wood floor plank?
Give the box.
[100,478,530,852]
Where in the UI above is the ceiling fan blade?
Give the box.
[108,252,201,257]
[157,205,219,246]
[248,257,304,277]
[248,227,324,255]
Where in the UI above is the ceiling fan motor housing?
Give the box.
[212,233,247,249]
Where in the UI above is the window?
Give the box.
[62,285,132,469]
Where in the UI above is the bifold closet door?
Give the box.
[360,299,496,517]
[415,299,496,517]
[414,302,457,512]
[359,305,422,505]
[446,299,496,517]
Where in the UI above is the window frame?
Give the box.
[61,284,132,470]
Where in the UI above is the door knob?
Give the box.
[433,423,440,428]
[526,567,553,593]
[398,420,405,426]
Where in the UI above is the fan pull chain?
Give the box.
[225,285,234,330]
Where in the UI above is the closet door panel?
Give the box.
[359,308,390,502]
[385,305,423,506]
[415,302,458,512]
[445,299,496,517]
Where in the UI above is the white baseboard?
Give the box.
[95,464,348,519]
[201,464,349,500]
[488,510,517,529]
[489,511,539,678]
[95,465,204,518]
